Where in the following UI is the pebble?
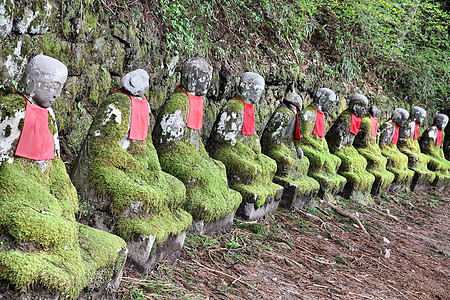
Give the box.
[383,237,391,244]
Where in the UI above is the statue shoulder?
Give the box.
[0,94,27,120]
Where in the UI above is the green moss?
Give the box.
[73,92,192,244]
[87,65,112,105]
[0,94,26,118]
[379,142,415,186]
[419,127,450,185]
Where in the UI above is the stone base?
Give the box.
[389,181,403,192]
[276,181,318,210]
[126,232,186,273]
[236,189,283,220]
[189,210,236,235]
[370,179,383,196]
[341,183,373,205]
[410,171,431,192]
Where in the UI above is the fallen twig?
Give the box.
[320,200,369,235]
[368,206,399,222]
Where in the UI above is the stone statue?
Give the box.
[152,58,242,233]
[71,69,192,272]
[0,55,126,299]
[419,113,450,189]
[261,91,320,209]
[295,88,347,200]
[207,72,283,220]
[445,111,450,161]
[353,105,395,195]
[397,106,435,191]
[326,94,375,203]
[378,108,415,191]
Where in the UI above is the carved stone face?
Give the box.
[434,114,449,130]
[181,57,213,96]
[411,106,426,125]
[349,94,368,118]
[239,72,265,105]
[312,88,337,113]
[368,105,381,118]
[392,108,409,127]
[20,55,68,108]
[121,69,149,97]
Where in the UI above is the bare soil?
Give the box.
[118,188,449,299]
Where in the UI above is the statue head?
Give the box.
[368,105,381,119]
[238,72,265,105]
[20,55,68,108]
[181,57,213,96]
[348,94,368,118]
[434,113,449,131]
[392,108,409,127]
[284,90,302,110]
[411,106,426,125]
[311,88,338,113]
[120,69,149,97]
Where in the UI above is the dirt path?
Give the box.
[118,188,449,299]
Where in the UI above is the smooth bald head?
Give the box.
[20,55,68,108]
[120,69,149,97]
[369,105,381,118]
[434,114,449,130]
[392,108,409,127]
[311,88,338,113]
[238,72,265,105]
[181,57,213,96]
[284,90,302,110]
[411,106,426,125]
[349,94,369,118]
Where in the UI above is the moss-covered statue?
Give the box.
[353,106,395,195]
[296,88,347,200]
[419,113,450,189]
[445,114,450,161]
[260,91,319,209]
[71,69,191,273]
[152,58,241,233]
[326,94,375,203]
[207,72,283,220]
[397,106,436,191]
[0,55,127,299]
[379,108,415,191]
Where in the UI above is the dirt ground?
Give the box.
[118,187,449,299]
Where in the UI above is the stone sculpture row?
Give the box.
[0,55,449,299]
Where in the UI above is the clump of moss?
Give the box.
[71,92,192,245]
[419,126,450,186]
[152,90,242,222]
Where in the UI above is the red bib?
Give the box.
[391,121,399,145]
[436,128,442,146]
[236,97,255,135]
[114,89,149,140]
[413,122,419,140]
[349,113,362,135]
[15,98,55,161]
[369,116,378,137]
[311,106,325,138]
[176,86,204,130]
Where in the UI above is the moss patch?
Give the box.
[419,126,450,186]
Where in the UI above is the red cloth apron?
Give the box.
[176,86,204,130]
[114,89,149,140]
[436,128,442,146]
[369,116,378,137]
[311,106,325,138]
[15,96,55,160]
[349,112,362,135]
[413,121,419,141]
[391,121,399,145]
[236,97,255,135]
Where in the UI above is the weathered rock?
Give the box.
[379,108,415,191]
[397,107,436,191]
[295,88,347,200]
[419,113,450,189]
[71,70,192,273]
[354,106,395,195]
[0,56,127,299]
[326,94,375,203]
[152,58,242,232]
[207,72,283,220]
[261,91,320,209]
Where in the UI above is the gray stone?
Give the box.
[120,69,149,97]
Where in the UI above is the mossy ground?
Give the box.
[74,92,192,244]
[296,106,347,197]
[153,90,242,222]
[0,157,126,299]
[261,106,320,201]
